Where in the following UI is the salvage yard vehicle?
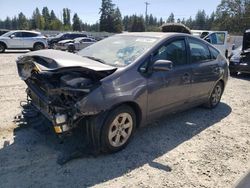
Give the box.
[55,37,97,52]
[229,29,250,76]
[16,32,228,153]
[47,32,88,49]
[0,30,48,52]
[191,30,229,57]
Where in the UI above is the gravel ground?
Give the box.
[0,52,250,188]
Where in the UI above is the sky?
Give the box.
[0,0,221,23]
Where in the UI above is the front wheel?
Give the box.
[205,82,223,109]
[101,105,136,153]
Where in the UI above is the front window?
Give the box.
[152,39,187,66]
[78,35,159,67]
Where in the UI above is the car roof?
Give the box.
[118,32,191,39]
[8,30,41,34]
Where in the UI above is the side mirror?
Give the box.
[10,34,15,38]
[153,60,173,72]
[205,37,211,43]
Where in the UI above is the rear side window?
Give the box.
[189,38,211,63]
[21,32,38,37]
[209,46,220,60]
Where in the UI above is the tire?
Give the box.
[68,45,75,53]
[205,81,223,109]
[0,43,6,53]
[100,105,136,153]
[33,43,44,51]
[230,70,238,77]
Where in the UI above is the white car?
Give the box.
[191,30,228,57]
[0,30,48,52]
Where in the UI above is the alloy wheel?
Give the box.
[108,112,133,147]
[211,84,222,106]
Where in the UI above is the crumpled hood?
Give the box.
[18,49,116,71]
[16,49,117,81]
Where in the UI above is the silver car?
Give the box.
[0,30,48,52]
[55,37,96,52]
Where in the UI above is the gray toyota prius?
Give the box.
[16,32,229,153]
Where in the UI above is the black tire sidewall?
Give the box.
[68,45,75,52]
[208,82,223,108]
[101,105,136,153]
[34,43,44,51]
[0,43,5,53]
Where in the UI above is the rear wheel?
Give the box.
[205,81,223,109]
[33,43,44,51]
[230,70,238,76]
[0,43,6,53]
[101,105,136,153]
[68,45,76,53]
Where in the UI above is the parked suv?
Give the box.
[0,30,48,52]
[47,32,88,48]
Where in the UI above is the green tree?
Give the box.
[131,15,145,32]
[113,8,123,33]
[72,13,82,31]
[18,12,29,29]
[31,8,45,30]
[167,13,175,23]
[194,10,207,29]
[99,0,115,32]
[42,7,50,30]
[63,8,71,30]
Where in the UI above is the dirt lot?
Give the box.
[0,52,250,188]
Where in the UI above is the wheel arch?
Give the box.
[33,41,45,48]
[0,41,7,48]
[110,101,142,129]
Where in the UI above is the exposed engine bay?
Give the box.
[16,51,116,134]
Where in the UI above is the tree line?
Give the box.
[0,0,250,34]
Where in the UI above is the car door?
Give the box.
[204,32,227,56]
[21,32,38,48]
[79,38,93,50]
[188,37,221,102]
[147,37,192,120]
[7,32,23,48]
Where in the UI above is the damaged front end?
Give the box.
[16,52,116,134]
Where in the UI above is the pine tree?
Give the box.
[42,7,50,30]
[18,12,29,29]
[99,0,115,32]
[113,8,123,33]
[167,13,175,23]
[72,13,81,31]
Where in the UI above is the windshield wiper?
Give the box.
[82,56,107,65]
